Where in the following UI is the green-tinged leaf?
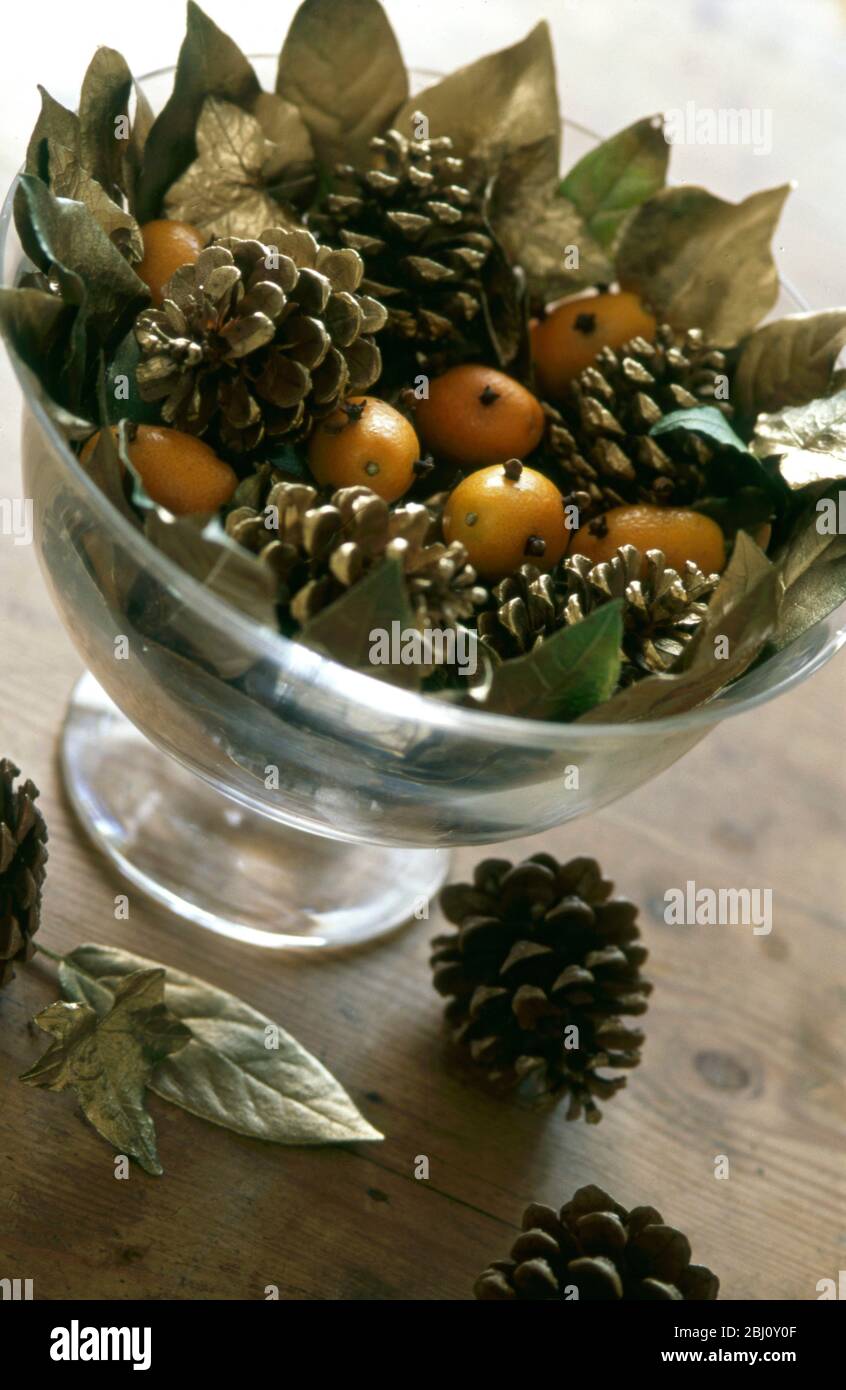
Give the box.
[301,555,422,690]
[393,20,559,171]
[16,174,148,343]
[734,309,846,418]
[650,404,750,455]
[59,945,383,1146]
[104,330,162,425]
[489,137,613,305]
[164,97,298,239]
[615,184,790,344]
[278,0,406,168]
[752,388,846,488]
[651,406,786,518]
[581,533,779,722]
[135,1,261,221]
[559,114,669,251]
[47,141,143,262]
[78,47,134,199]
[481,600,623,720]
[21,969,190,1176]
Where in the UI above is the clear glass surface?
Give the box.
[3,59,845,948]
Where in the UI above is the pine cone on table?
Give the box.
[475,1184,720,1300]
[225,474,487,628]
[563,544,719,681]
[0,760,48,989]
[431,854,650,1121]
[546,325,733,519]
[134,228,387,453]
[310,115,493,378]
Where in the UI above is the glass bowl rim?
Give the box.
[2,56,844,748]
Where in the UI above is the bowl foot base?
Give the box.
[61,673,450,951]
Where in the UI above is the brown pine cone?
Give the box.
[0,760,48,988]
[431,854,650,1120]
[475,1184,720,1300]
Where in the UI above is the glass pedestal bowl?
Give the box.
[4,61,846,950]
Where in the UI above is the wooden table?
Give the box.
[1,426,844,1299]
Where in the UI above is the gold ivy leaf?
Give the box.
[615,184,791,345]
[392,20,559,174]
[751,388,846,489]
[734,309,846,418]
[277,0,407,168]
[136,0,262,221]
[164,97,301,239]
[20,968,191,1176]
[489,135,613,304]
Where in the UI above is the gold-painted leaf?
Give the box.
[734,309,846,418]
[489,136,613,305]
[136,1,261,221]
[59,944,384,1146]
[124,81,156,216]
[16,174,148,342]
[392,21,559,171]
[751,389,846,488]
[559,114,670,251]
[615,184,791,344]
[21,969,190,1176]
[582,533,779,722]
[164,97,297,239]
[78,46,133,200]
[47,141,143,262]
[277,0,407,168]
[767,485,846,649]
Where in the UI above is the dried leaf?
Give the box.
[392,21,558,172]
[47,141,143,262]
[16,174,148,344]
[735,310,846,418]
[21,969,190,1176]
[164,97,297,240]
[78,47,134,199]
[559,114,669,251]
[581,533,779,722]
[277,0,407,168]
[59,944,383,1146]
[481,600,623,721]
[615,184,791,344]
[135,1,261,221]
[751,389,846,488]
[301,556,422,690]
[489,137,613,305]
